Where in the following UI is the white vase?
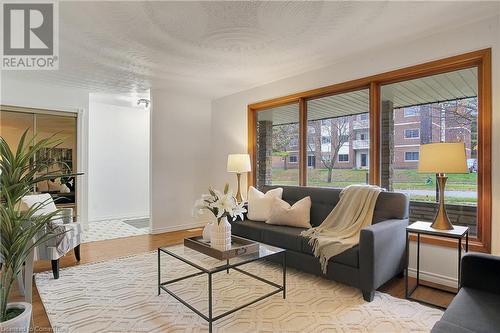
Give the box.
[210,217,232,251]
[0,302,32,333]
[202,221,214,242]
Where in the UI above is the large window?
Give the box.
[381,67,479,236]
[255,103,299,187]
[248,49,491,252]
[306,89,369,187]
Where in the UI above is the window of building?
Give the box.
[339,134,350,142]
[321,136,331,144]
[358,114,368,121]
[404,107,420,117]
[404,128,420,139]
[338,154,349,162]
[360,133,366,140]
[307,155,315,167]
[289,155,298,163]
[404,151,419,161]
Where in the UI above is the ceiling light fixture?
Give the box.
[137,98,150,108]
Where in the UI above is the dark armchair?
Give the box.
[431,253,500,333]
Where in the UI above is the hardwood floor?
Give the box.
[11,228,452,332]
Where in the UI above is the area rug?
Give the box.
[35,249,442,333]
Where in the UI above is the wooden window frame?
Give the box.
[248,48,492,253]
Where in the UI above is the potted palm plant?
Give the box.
[0,131,73,332]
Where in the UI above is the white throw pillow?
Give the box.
[247,186,283,221]
[266,196,312,228]
[20,193,57,216]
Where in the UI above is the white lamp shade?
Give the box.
[418,142,468,174]
[227,154,251,173]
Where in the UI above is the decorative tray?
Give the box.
[184,235,259,260]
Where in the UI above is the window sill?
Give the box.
[409,234,489,253]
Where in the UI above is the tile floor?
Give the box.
[82,219,150,243]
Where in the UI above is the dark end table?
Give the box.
[405,221,469,309]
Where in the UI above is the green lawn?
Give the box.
[270,168,477,206]
[392,169,477,191]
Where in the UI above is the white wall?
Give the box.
[88,94,150,222]
[210,16,500,286]
[1,77,89,112]
[150,90,212,233]
[0,77,91,226]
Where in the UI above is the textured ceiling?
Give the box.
[3,1,499,99]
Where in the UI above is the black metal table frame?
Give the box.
[405,229,468,309]
[158,247,286,333]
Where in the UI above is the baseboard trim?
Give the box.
[151,222,206,234]
[407,268,458,288]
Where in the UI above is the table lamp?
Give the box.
[227,154,251,202]
[418,142,468,230]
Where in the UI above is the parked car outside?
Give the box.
[467,159,478,173]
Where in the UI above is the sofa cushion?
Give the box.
[432,287,500,333]
[301,238,359,268]
[262,186,339,227]
[247,186,283,221]
[232,220,306,252]
[231,220,265,242]
[266,196,312,228]
[431,321,475,333]
[261,224,306,252]
[21,193,57,215]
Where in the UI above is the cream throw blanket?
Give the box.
[301,184,383,273]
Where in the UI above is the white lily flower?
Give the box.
[193,184,240,221]
[194,198,206,210]
[201,194,214,203]
[232,201,247,221]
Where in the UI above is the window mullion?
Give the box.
[299,98,307,186]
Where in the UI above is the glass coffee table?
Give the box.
[158,238,286,333]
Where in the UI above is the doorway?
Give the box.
[361,153,367,168]
[0,107,78,217]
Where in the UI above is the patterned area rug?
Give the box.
[35,249,442,333]
[82,220,149,243]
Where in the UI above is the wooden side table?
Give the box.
[405,221,469,309]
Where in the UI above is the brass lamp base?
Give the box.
[430,174,454,230]
[235,173,243,203]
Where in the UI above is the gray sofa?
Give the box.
[431,253,500,333]
[231,185,409,301]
